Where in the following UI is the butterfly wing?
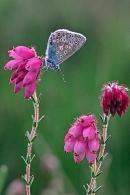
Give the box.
[45,29,86,70]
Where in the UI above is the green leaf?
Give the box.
[21,156,27,165]
[38,93,42,104]
[100,114,111,125]
[105,135,111,143]
[30,154,35,163]
[94,171,103,178]
[103,153,108,160]
[38,115,44,123]
[93,185,102,193]
[29,175,34,186]
[87,188,92,194]
[25,131,31,142]
[100,135,105,144]
[31,96,36,103]
[31,134,37,142]
[21,175,27,184]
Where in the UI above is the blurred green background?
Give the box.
[0,0,130,195]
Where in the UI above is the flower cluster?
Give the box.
[4,46,43,99]
[64,115,100,164]
[101,82,129,117]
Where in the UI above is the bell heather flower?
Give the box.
[101,82,129,117]
[64,115,100,164]
[4,46,43,99]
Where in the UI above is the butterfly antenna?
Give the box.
[59,68,66,82]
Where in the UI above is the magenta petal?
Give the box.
[15,70,27,84]
[10,70,18,81]
[110,103,116,116]
[68,123,83,138]
[26,57,42,71]
[64,137,76,153]
[64,133,70,143]
[23,71,38,86]
[88,136,100,153]
[16,62,27,73]
[4,59,22,70]
[79,115,95,127]
[86,147,97,164]
[104,89,112,105]
[24,81,36,99]
[122,92,130,106]
[13,46,35,59]
[112,87,122,102]
[74,152,85,164]
[74,137,87,155]
[102,97,109,116]
[8,50,22,59]
[83,126,96,141]
[14,81,23,93]
[10,78,16,85]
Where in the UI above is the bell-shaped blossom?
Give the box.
[88,134,100,154]
[101,82,129,117]
[74,152,85,164]
[78,115,95,127]
[8,46,36,59]
[74,137,87,155]
[64,115,100,164]
[64,137,76,153]
[86,147,97,164]
[68,123,83,138]
[83,126,96,141]
[4,46,42,99]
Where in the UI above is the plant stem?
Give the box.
[86,115,109,195]
[95,124,108,174]
[23,91,39,195]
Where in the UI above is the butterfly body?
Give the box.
[45,29,86,70]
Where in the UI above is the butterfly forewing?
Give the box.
[45,29,86,70]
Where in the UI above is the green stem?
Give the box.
[24,91,39,195]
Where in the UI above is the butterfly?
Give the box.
[45,29,86,70]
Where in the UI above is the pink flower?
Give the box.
[64,115,100,164]
[86,147,97,164]
[101,82,129,117]
[78,115,95,127]
[4,46,43,99]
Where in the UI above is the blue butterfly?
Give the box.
[45,29,86,70]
